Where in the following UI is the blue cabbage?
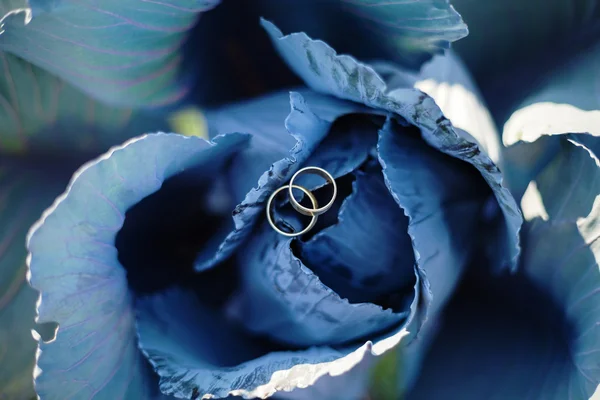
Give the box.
[1,0,598,399]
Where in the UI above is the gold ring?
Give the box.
[267,185,319,237]
[288,166,337,216]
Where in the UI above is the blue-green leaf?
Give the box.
[0,52,169,154]
[26,132,249,399]
[0,159,66,399]
[0,0,218,107]
[0,50,182,399]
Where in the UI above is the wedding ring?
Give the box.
[266,185,319,237]
[288,166,337,216]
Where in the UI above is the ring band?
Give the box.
[288,166,337,216]
[267,185,319,237]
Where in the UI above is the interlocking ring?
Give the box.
[266,184,319,237]
[288,166,337,217]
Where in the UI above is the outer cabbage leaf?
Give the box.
[0,50,181,399]
[449,0,600,122]
[504,43,600,144]
[451,0,600,82]
[254,0,468,70]
[26,132,249,399]
[502,42,600,200]
[161,0,467,107]
[0,0,218,107]
[0,52,170,154]
[522,137,600,398]
[0,158,66,399]
[407,271,577,399]
[409,136,600,400]
[262,19,522,272]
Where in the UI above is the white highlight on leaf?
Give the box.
[503,102,600,146]
[0,7,32,35]
[521,181,549,222]
[591,383,600,400]
[243,343,373,399]
[241,329,411,399]
[414,78,501,163]
[33,347,42,379]
[568,138,600,168]
[578,197,600,269]
[198,327,413,399]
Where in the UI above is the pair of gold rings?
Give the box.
[266,166,337,237]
